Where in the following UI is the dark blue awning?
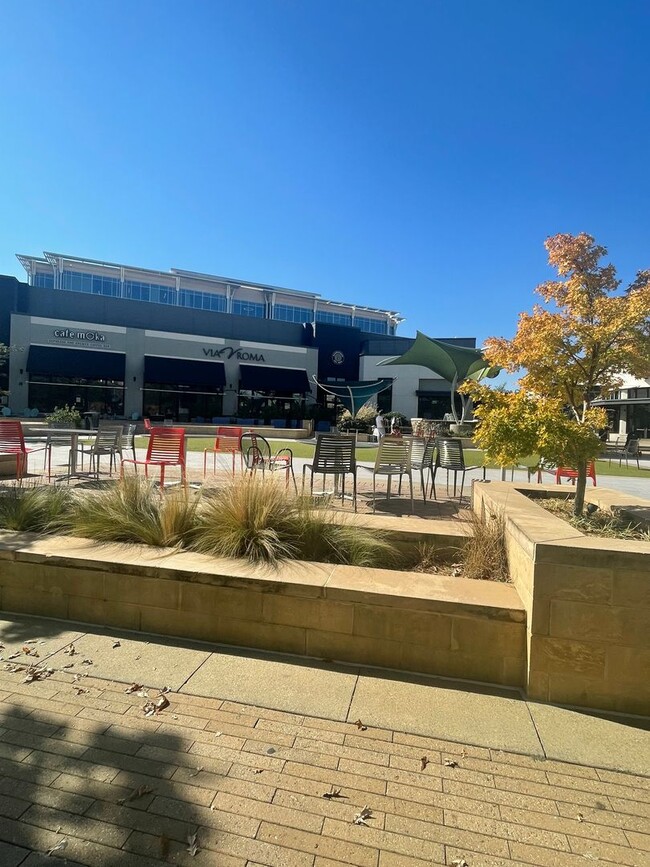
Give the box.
[144,356,225,388]
[240,364,310,393]
[27,346,126,380]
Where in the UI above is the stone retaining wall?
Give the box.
[473,481,650,715]
[0,531,526,688]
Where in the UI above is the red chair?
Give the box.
[143,418,152,433]
[203,426,243,476]
[555,461,597,486]
[121,426,186,487]
[0,420,49,481]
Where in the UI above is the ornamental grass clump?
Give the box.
[193,475,395,567]
[70,475,199,548]
[462,510,509,582]
[0,483,75,534]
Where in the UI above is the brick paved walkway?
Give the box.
[0,666,648,866]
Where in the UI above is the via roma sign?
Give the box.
[203,345,265,363]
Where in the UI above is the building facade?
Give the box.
[0,252,476,422]
[594,374,650,438]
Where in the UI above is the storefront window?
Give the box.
[28,375,125,416]
[143,383,223,422]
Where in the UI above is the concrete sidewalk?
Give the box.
[2,614,648,778]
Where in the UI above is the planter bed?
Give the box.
[0,530,526,688]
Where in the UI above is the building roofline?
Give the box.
[16,251,402,320]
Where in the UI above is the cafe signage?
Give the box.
[203,345,265,363]
[53,328,106,342]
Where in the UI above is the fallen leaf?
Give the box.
[583,854,600,861]
[24,639,38,644]
[161,685,172,693]
[7,651,20,660]
[117,784,154,805]
[73,687,89,695]
[577,812,584,823]
[322,787,343,799]
[142,701,157,717]
[444,759,459,768]
[46,838,68,855]
[23,666,54,684]
[186,831,199,856]
[112,640,121,648]
[252,769,263,775]
[5,664,24,673]
[62,663,75,669]
[461,748,468,758]
[353,805,373,826]
[420,756,429,771]
[189,767,204,777]
[154,694,170,712]
[451,859,469,867]
[266,747,276,755]
[63,644,76,656]
[81,658,93,666]
[354,719,368,731]
[137,689,149,698]
[124,683,144,694]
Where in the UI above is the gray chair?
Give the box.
[619,438,641,469]
[363,434,413,513]
[78,422,124,476]
[406,436,437,501]
[431,437,486,500]
[302,433,357,511]
[118,423,137,463]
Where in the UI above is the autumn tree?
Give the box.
[468,233,650,515]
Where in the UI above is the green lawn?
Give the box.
[135,437,650,478]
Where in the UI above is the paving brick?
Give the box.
[243,738,339,769]
[273,787,388,829]
[338,757,445,793]
[214,789,324,833]
[393,730,491,759]
[494,772,613,809]
[256,716,346,745]
[442,808,570,851]
[568,834,647,867]
[0,777,93,816]
[386,780,501,819]
[137,742,232,776]
[258,820,380,867]
[509,840,633,867]
[556,799,648,834]
[626,830,650,852]
[21,750,121,784]
[283,759,387,795]
[443,778,560,815]
[294,735,391,767]
[546,770,650,804]
[20,802,131,848]
[499,803,629,846]
[322,816,446,863]
[607,796,650,819]
[0,840,31,867]
[123,829,247,866]
[175,764,275,801]
[201,825,316,867]
[147,793,261,839]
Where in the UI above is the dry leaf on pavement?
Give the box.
[451,859,468,867]
[444,759,459,768]
[46,838,68,855]
[189,767,204,777]
[322,787,343,799]
[353,806,373,826]
[117,784,154,805]
[354,719,368,731]
[63,644,76,655]
[112,640,121,648]
[124,683,144,694]
[186,831,199,856]
[420,756,429,771]
[81,658,93,666]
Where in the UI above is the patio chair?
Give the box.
[406,436,437,501]
[79,425,124,478]
[119,423,137,463]
[0,420,49,481]
[555,461,597,486]
[77,420,126,471]
[241,432,296,491]
[203,426,244,476]
[302,433,357,511]
[121,426,186,487]
[362,434,413,514]
[617,439,641,470]
[431,437,485,500]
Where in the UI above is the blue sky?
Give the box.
[1,1,649,346]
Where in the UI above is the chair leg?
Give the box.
[372,473,376,513]
[353,471,357,512]
[409,473,414,514]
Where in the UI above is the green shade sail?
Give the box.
[314,377,394,416]
[377,332,500,423]
[377,332,500,382]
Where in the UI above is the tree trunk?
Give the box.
[573,459,587,516]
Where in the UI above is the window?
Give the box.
[179,288,227,312]
[273,304,312,323]
[355,316,388,335]
[33,271,54,289]
[316,310,353,327]
[233,300,265,318]
[124,279,176,305]
[61,269,120,297]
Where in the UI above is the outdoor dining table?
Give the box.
[27,427,98,482]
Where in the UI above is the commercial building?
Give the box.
[0,251,476,423]
[594,374,650,438]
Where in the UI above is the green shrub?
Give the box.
[0,484,74,533]
[45,405,82,428]
[69,475,199,548]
